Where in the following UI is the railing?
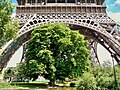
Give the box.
[19,2,100,6]
[16,5,106,14]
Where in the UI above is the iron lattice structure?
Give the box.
[0,0,120,71]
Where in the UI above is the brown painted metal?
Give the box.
[0,0,120,72]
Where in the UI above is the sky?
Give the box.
[105,0,120,24]
[7,0,120,67]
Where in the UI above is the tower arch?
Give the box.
[0,20,120,71]
[1,0,120,71]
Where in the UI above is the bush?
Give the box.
[76,66,120,90]
[76,72,97,90]
[96,76,114,90]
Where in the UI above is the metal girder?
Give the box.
[0,11,120,71]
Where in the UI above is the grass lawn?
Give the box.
[0,82,48,89]
[0,81,77,89]
[0,83,28,89]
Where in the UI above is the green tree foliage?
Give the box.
[25,23,90,85]
[26,60,47,81]
[76,72,97,90]
[76,65,120,90]
[13,63,28,81]
[4,64,28,82]
[3,67,16,81]
[0,0,19,47]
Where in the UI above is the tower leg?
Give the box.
[20,44,26,63]
[0,71,4,83]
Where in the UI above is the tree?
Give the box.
[0,0,19,48]
[13,63,28,81]
[26,60,47,81]
[25,23,90,86]
[3,67,16,81]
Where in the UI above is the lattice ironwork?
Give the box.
[0,0,120,71]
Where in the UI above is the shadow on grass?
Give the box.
[0,82,48,89]
[10,82,48,89]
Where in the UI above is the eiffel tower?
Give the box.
[0,0,120,71]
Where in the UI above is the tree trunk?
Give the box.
[49,80,55,86]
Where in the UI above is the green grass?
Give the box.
[0,83,27,89]
[0,82,48,89]
[56,82,71,87]
[0,82,76,89]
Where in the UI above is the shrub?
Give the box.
[96,76,114,90]
[76,66,120,90]
[76,72,96,90]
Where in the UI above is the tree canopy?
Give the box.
[25,23,90,85]
[0,0,19,48]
